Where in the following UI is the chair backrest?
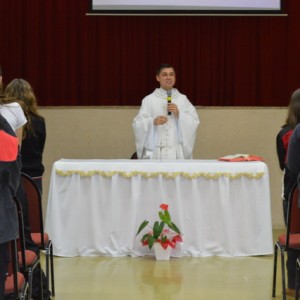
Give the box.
[20,173,45,246]
[13,197,27,273]
[286,184,300,247]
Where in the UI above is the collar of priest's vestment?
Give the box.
[154,88,180,99]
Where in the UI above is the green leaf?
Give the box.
[159,221,165,234]
[148,236,156,249]
[153,221,164,239]
[141,233,151,243]
[169,222,181,235]
[164,210,171,221]
[158,211,164,221]
[159,211,171,224]
[136,220,149,236]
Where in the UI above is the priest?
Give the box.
[133,63,200,159]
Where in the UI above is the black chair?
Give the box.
[296,257,300,300]
[4,240,28,300]
[272,184,300,300]
[20,173,55,296]
[13,196,42,300]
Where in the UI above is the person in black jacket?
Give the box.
[0,114,20,299]
[288,123,300,173]
[277,89,300,297]
[276,88,300,225]
[5,78,46,193]
[286,122,300,297]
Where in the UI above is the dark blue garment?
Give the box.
[0,114,20,244]
[0,114,20,299]
[286,123,300,289]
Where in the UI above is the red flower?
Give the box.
[160,204,169,211]
[167,240,176,249]
[172,235,183,244]
[142,240,149,246]
[158,239,176,249]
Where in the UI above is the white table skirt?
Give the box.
[45,159,273,257]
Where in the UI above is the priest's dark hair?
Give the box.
[156,63,175,75]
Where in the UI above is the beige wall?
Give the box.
[40,106,287,229]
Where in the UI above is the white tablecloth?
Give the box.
[45,159,273,257]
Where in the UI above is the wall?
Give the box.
[40,106,286,228]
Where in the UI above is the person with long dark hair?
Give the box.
[276,88,300,297]
[4,78,50,299]
[5,79,46,193]
[276,88,300,224]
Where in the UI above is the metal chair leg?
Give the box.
[272,243,278,297]
[296,258,300,300]
[280,249,286,300]
[50,242,55,296]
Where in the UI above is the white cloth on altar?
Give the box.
[45,159,273,258]
[132,88,200,159]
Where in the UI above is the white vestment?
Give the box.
[132,88,200,159]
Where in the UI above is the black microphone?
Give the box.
[167,90,172,115]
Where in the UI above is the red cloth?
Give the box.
[0,130,18,162]
[218,154,264,162]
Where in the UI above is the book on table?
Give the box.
[218,154,264,162]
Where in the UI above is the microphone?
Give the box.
[167,90,172,115]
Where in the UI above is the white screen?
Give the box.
[91,0,282,12]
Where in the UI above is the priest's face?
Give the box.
[156,67,176,91]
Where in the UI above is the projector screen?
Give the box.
[88,0,285,15]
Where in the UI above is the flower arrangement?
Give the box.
[136,203,182,250]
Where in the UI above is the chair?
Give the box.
[20,172,55,296]
[4,240,28,300]
[296,257,300,300]
[272,184,300,300]
[13,196,42,300]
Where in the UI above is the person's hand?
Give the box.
[168,103,179,118]
[154,116,168,125]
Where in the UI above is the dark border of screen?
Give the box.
[88,0,286,16]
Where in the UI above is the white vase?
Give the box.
[153,243,171,260]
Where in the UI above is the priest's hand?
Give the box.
[154,116,168,125]
[168,103,179,118]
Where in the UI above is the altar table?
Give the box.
[45,159,273,257]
